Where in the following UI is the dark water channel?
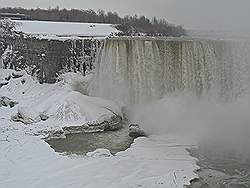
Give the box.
[46,126,134,155]
[188,141,250,188]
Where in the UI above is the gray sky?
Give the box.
[1,0,250,31]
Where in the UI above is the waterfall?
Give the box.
[91,37,250,105]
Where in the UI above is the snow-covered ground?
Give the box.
[0,68,199,188]
[0,69,121,128]
[13,20,119,40]
[0,120,198,188]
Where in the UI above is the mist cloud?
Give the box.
[127,93,250,155]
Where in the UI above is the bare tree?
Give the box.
[0,7,186,37]
[0,18,17,38]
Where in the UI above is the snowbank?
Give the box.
[58,72,94,95]
[13,20,119,39]
[0,69,122,130]
[0,68,199,187]
[0,117,199,188]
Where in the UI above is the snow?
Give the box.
[0,118,198,188]
[58,72,94,95]
[0,69,121,128]
[13,20,119,39]
[0,68,199,188]
[86,148,113,158]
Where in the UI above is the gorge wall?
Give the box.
[0,36,101,83]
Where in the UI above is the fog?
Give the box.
[1,0,250,31]
[128,93,250,156]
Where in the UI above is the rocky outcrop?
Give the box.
[0,81,8,88]
[129,124,147,138]
[2,36,102,83]
[11,72,24,79]
[11,111,38,124]
[62,115,122,134]
[11,109,49,124]
[86,149,113,158]
[45,115,123,140]
[0,96,18,108]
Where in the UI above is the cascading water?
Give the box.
[90,36,250,188]
[91,37,250,105]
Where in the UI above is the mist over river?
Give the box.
[90,36,250,187]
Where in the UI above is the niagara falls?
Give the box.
[1,1,250,188]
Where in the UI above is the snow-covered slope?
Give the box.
[0,117,198,188]
[0,69,121,129]
[13,20,119,39]
[0,68,198,188]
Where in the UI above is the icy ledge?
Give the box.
[45,115,123,140]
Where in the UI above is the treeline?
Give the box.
[0,7,186,37]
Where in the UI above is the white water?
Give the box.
[91,37,250,105]
[91,36,250,158]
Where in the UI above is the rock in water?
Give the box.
[86,149,113,158]
[129,124,147,138]
[45,130,66,140]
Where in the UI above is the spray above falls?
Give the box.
[91,37,250,105]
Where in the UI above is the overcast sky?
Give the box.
[1,0,250,31]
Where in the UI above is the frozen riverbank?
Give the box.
[0,68,199,188]
[0,118,198,188]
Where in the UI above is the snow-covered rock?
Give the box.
[0,96,18,108]
[58,72,94,95]
[14,90,122,126]
[0,80,8,88]
[86,148,113,158]
[0,69,122,131]
[129,124,147,138]
[11,71,24,79]
[11,106,41,124]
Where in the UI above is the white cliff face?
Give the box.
[91,38,250,105]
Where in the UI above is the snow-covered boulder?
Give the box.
[11,106,41,124]
[86,149,113,158]
[59,72,94,95]
[0,96,18,108]
[47,91,122,125]
[0,80,8,88]
[12,90,122,130]
[129,124,147,138]
[1,68,123,132]
[45,129,66,140]
[11,72,24,79]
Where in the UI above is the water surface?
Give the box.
[189,141,250,188]
[46,126,134,155]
